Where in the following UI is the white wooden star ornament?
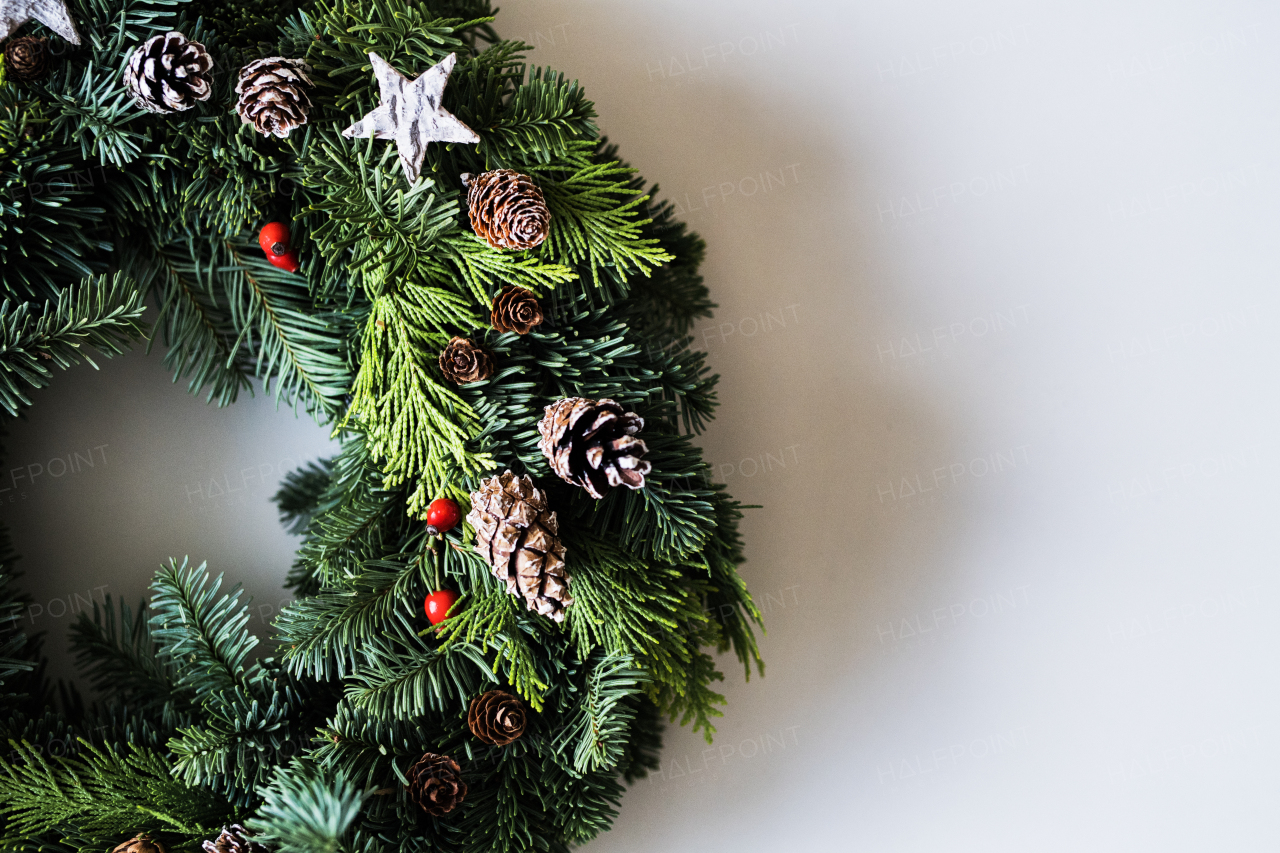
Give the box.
[342,52,479,184]
[0,0,80,44]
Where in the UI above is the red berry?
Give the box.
[258,222,292,258]
[266,250,301,273]
[426,498,462,534]
[424,589,460,625]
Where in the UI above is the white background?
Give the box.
[5,0,1279,849]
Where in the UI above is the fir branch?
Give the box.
[221,235,353,418]
[247,761,365,853]
[69,597,184,712]
[274,459,335,536]
[148,558,257,700]
[0,274,147,415]
[552,653,646,775]
[342,621,494,719]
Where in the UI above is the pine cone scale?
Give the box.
[125,32,213,113]
[537,398,651,499]
[467,472,572,621]
[236,57,314,138]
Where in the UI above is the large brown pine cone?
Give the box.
[466,472,573,622]
[406,752,467,816]
[124,32,213,114]
[3,37,49,83]
[537,398,651,499]
[112,836,167,853]
[235,57,314,138]
[201,825,268,853]
[463,170,551,251]
[490,285,544,335]
[467,690,527,745]
[438,336,493,384]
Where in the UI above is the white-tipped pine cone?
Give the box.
[124,32,213,114]
[235,57,314,138]
[466,472,572,622]
[537,397,651,499]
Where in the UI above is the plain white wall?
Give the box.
[4,1,1278,850]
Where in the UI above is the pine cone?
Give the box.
[124,32,213,114]
[466,472,573,622]
[235,57,314,138]
[438,336,493,384]
[537,398,651,499]
[112,835,167,853]
[406,752,467,816]
[201,825,268,853]
[463,169,551,251]
[467,690,527,745]
[490,285,544,335]
[3,37,49,83]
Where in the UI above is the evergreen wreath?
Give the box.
[0,1,763,851]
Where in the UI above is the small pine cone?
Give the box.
[406,752,467,816]
[537,398,651,499]
[235,57,314,138]
[124,32,213,114]
[201,825,268,853]
[112,836,167,853]
[3,37,49,83]
[438,336,493,384]
[466,472,573,622]
[463,170,551,251]
[490,285,544,335]
[467,690,527,745]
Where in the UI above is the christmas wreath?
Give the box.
[0,1,761,851]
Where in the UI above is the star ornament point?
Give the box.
[0,0,80,44]
[342,52,479,184]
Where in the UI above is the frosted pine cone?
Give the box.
[537,397,651,499]
[235,57,314,138]
[124,32,213,114]
[466,472,572,622]
[462,170,551,251]
[201,825,268,853]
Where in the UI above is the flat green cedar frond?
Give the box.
[148,558,257,700]
[346,294,494,516]
[0,739,230,845]
[0,274,146,415]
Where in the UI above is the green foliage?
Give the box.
[0,2,762,851]
[0,90,113,300]
[247,761,365,853]
[0,739,231,850]
[0,274,146,415]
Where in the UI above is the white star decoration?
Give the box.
[342,52,479,184]
[0,0,80,44]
